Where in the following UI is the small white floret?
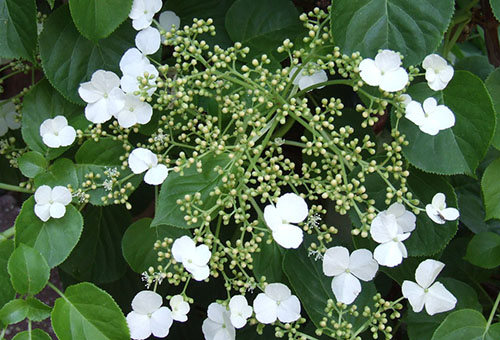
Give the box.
[228,295,252,329]
[126,290,173,339]
[129,0,163,31]
[169,295,190,322]
[34,185,72,222]
[171,236,211,281]
[128,148,168,185]
[359,50,408,92]
[425,193,459,224]
[289,64,328,91]
[135,27,161,55]
[0,101,20,137]
[202,302,235,340]
[405,97,455,136]
[422,54,454,91]
[39,116,76,148]
[115,94,153,128]
[253,283,301,324]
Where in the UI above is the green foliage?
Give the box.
[491,0,500,21]
[51,282,130,340]
[431,309,500,339]
[0,0,37,61]
[25,297,51,322]
[482,158,500,220]
[12,329,52,340]
[69,0,133,41]
[18,151,49,178]
[7,243,50,295]
[0,240,15,309]
[0,299,28,325]
[485,68,500,150]
[465,232,500,269]
[330,0,454,66]
[252,231,286,283]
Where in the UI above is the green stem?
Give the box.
[47,282,68,302]
[484,292,500,336]
[0,226,15,242]
[0,182,33,194]
[0,327,6,339]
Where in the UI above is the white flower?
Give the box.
[202,302,235,340]
[422,54,454,91]
[128,148,168,185]
[115,94,153,128]
[159,11,181,33]
[171,236,211,281]
[228,295,252,329]
[135,27,161,55]
[426,193,459,224]
[169,295,190,322]
[126,290,173,340]
[39,116,76,148]
[119,48,159,96]
[370,203,416,267]
[402,259,457,315]
[322,247,378,304]
[263,193,308,249]
[0,101,20,137]
[78,70,125,124]
[253,283,301,324]
[34,185,72,222]
[405,97,455,136]
[129,0,162,30]
[290,64,328,91]
[359,49,409,92]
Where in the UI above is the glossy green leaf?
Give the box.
[431,309,500,340]
[7,244,49,295]
[39,5,135,104]
[152,153,231,228]
[60,205,130,283]
[69,0,133,41]
[15,197,83,268]
[12,329,52,340]
[51,282,130,340]
[122,218,188,273]
[491,0,500,21]
[225,0,302,55]
[331,0,454,66]
[26,297,51,322]
[485,67,500,150]
[465,231,500,269]
[397,71,496,175]
[455,55,494,81]
[0,240,15,308]
[482,158,500,220]
[18,151,48,178]
[0,0,24,59]
[0,0,37,61]
[252,231,286,283]
[34,158,79,189]
[21,80,86,160]
[0,298,27,325]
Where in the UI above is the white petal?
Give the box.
[193,244,211,266]
[276,295,301,323]
[359,59,382,86]
[85,99,112,124]
[370,213,398,243]
[51,116,68,131]
[253,293,278,324]
[431,105,455,130]
[107,88,126,115]
[170,295,189,322]
[159,11,181,32]
[419,119,441,136]
[373,241,404,267]
[379,68,408,92]
[134,101,153,125]
[375,50,402,72]
[34,185,52,204]
[426,205,446,224]
[120,48,150,75]
[396,211,416,233]
[91,70,121,92]
[202,318,221,340]
[439,66,454,83]
[263,204,282,230]
[423,97,437,114]
[144,164,168,185]
[132,14,154,31]
[415,259,445,289]
[271,223,303,249]
[51,186,72,205]
[187,263,209,281]
[58,126,76,147]
[207,302,226,324]
[387,202,405,217]
[331,272,361,305]
[276,193,308,223]
[171,236,196,263]
[431,193,446,209]
[0,118,8,136]
[132,290,163,314]
[34,203,51,222]
[126,311,151,340]
[401,280,426,313]
[116,109,137,129]
[405,101,426,126]
[49,202,66,219]
[128,148,157,174]
[425,282,457,315]
[150,307,173,337]
[399,94,412,107]
[230,314,247,329]
[42,133,61,148]
[441,207,459,221]
[322,246,349,277]
[78,82,101,103]
[229,296,252,329]
[349,249,378,281]
[422,54,448,70]
[136,27,161,55]
[265,283,291,301]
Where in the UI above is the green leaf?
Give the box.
[18,151,49,178]
[252,231,286,283]
[45,0,54,9]
[51,282,130,340]
[60,205,130,284]
[465,231,500,269]
[21,80,87,160]
[397,71,496,175]
[34,158,79,189]
[485,67,500,150]
[482,158,500,220]
[12,329,52,340]
[26,297,51,322]
[491,0,500,21]
[152,153,232,229]
[15,197,83,268]
[225,0,302,55]
[0,0,25,59]
[0,299,27,325]
[39,5,135,104]
[122,218,188,273]
[7,244,49,295]
[331,0,454,66]
[431,309,500,340]
[0,240,15,308]
[4,0,37,61]
[455,55,494,81]
[69,0,133,41]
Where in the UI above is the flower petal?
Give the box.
[379,68,408,92]
[331,272,361,304]
[405,101,426,127]
[265,283,291,301]
[42,133,61,148]
[202,318,220,340]
[171,236,196,263]
[58,126,76,147]
[170,295,189,322]
[271,223,303,249]
[207,302,227,324]
[135,27,161,55]
[441,207,459,221]
[370,213,398,243]
[85,99,112,124]
[253,293,278,324]
[132,290,163,314]
[359,59,381,86]
[128,148,157,174]
[150,306,173,338]
[426,204,445,224]
[431,193,446,209]
[373,241,404,267]
[375,50,402,72]
[322,246,349,277]
[263,204,282,230]
[51,186,72,205]
[402,280,426,313]
[349,249,378,281]
[425,282,457,315]
[432,105,455,130]
[34,185,52,204]
[49,202,66,219]
[34,203,51,222]
[126,311,151,340]
[144,164,168,185]
[277,295,301,323]
[415,259,445,289]
[159,11,181,32]
[276,193,308,223]
[193,244,211,266]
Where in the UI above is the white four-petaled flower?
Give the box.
[159,11,181,34]
[359,49,409,92]
[171,236,211,281]
[422,54,454,91]
[34,185,72,222]
[370,203,416,267]
[402,259,457,315]
[115,94,153,129]
[426,193,459,224]
[128,148,169,185]
[126,290,173,340]
[290,64,328,91]
[263,193,308,249]
[405,97,455,136]
[253,283,301,324]
[0,100,20,137]
[228,295,252,329]
[202,302,235,340]
[135,27,161,55]
[129,0,163,30]
[322,247,378,304]
[169,294,190,322]
[39,116,76,148]
[78,70,125,124]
